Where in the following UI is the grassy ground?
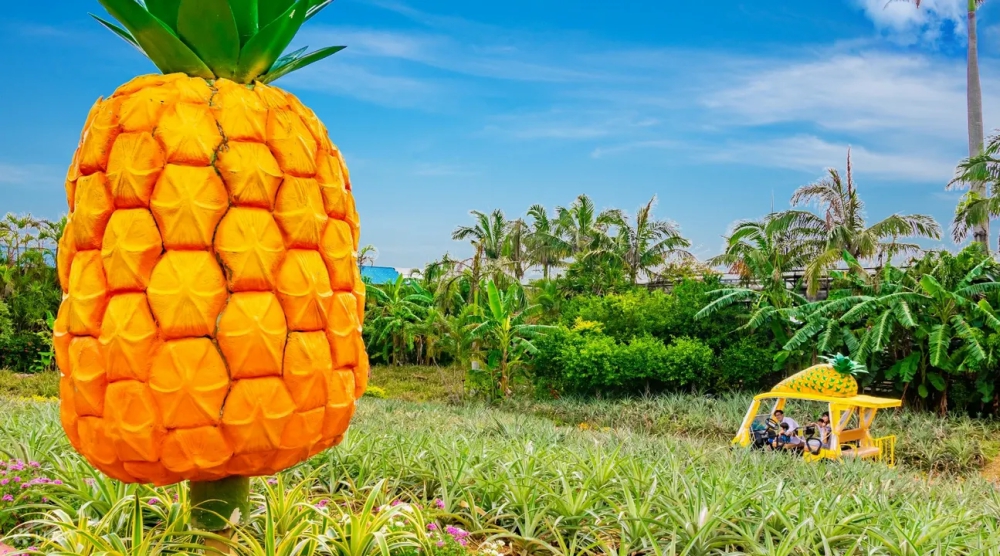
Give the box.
[3,366,999,475]
[1,397,999,554]
[369,365,1000,476]
[0,370,58,399]
[368,365,466,403]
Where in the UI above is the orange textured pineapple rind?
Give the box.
[57,74,366,486]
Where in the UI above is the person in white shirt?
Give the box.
[773,409,799,435]
[765,409,801,451]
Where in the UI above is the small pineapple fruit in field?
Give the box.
[772,353,867,398]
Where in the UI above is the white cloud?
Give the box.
[0,163,62,188]
[703,135,958,183]
[701,50,989,142]
[282,59,445,108]
[298,2,985,184]
[590,140,678,159]
[413,163,479,177]
[853,0,967,45]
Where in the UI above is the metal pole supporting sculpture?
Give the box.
[54,0,366,547]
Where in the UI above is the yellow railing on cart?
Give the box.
[873,435,896,467]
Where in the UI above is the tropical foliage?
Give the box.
[0,213,63,374]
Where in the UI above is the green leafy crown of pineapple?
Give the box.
[819,353,868,377]
[92,0,343,84]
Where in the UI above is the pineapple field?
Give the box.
[3,394,1000,555]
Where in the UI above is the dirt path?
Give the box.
[981,456,1000,485]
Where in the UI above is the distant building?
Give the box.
[359,265,402,284]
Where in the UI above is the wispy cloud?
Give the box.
[413,163,480,177]
[851,0,967,45]
[702,135,958,183]
[590,140,678,159]
[701,50,987,142]
[282,59,447,108]
[301,1,988,184]
[0,162,62,188]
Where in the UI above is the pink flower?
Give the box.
[436,541,445,548]
[149,498,160,505]
[390,500,402,507]
[1,495,12,502]
[12,477,20,483]
[427,523,438,531]
[434,499,445,510]
[316,499,329,509]
[0,479,8,486]
[267,478,278,486]
[29,462,39,468]
[53,480,62,486]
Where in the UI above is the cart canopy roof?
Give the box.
[753,391,902,409]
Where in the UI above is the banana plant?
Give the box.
[782,244,1000,412]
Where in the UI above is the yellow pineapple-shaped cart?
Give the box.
[732,354,902,466]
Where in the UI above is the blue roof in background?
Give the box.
[360,266,401,285]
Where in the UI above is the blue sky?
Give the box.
[3,0,1000,268]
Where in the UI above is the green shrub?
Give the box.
[717,337,779,392]
[558,279,761,353]
[661,336,714,389]
[363,385,388,399]
[530,327,716,396]
[0,333,49,374]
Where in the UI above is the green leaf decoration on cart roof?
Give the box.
[92,0,345,83]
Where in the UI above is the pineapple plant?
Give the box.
[772,354,867,398]
[54,0,366,535]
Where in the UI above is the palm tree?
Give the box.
[452,209,509,261]
[697,212,819,339]
[949,132,1000,250]
[452,208,513,314]
[554,194,619,257]
[787,149,941,296]
[525,204,567,280]
[503,218,530,281]
[897,0,988,247]
[605,195,693,285]
[358,245,378,267]
[366,275,433,365]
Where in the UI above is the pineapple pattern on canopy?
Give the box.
[54,73,368,486]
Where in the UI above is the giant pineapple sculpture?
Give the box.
[54,0,367,497]
[772,354,867,398]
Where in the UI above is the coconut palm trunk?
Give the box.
[966,1,989,248]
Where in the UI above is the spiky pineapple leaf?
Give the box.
[236,0,306,82]
[229,0,260,45]
[97,0,213,77]
[258,0,296,27]
[90,14,143,52]
[261,45,345,83]
[177,0,241,78]
[305,0,334,20]
[144,0,181,32]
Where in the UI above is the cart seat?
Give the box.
[840,446,880,459]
